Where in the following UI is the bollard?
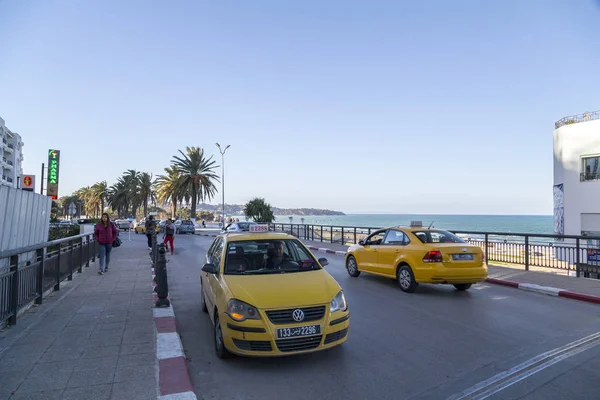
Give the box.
[155,244,171,307]
[150,233,157,265]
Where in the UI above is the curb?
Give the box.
[302,244,600,307]
[484,278,600,305]
[152,267,197,400]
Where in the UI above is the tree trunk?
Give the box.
[172,199,177,219]
[191,183,197,218]
[143,200,148,218]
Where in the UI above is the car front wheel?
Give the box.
[214,314,231,359]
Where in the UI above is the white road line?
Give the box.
[157,332,185,360]
[153,306,175,318]
[447,331,600,400]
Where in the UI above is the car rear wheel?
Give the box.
[397,265,418,293]
[214,314,231,359]
[453,283,472,291]
[346,256,360,277]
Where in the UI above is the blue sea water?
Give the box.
[269,214,554,235]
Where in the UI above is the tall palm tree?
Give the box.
[123,170,141,217]
[155,167,186,218]
[138,172,155,217]
[171,146,219,218]
[91,181,108,215]
[107,179,129,217]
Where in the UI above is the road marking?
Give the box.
[447,331,600,400]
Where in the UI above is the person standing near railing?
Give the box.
[145,216,156,250]
[94,213,118,275]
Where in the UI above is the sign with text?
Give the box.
[47,149,60,200]
[21,175,35,192]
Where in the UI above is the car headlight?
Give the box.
[226,299,260,322]
[330,291,348,313]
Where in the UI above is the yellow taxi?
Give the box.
[200,224,349,358]
[345,222,487,293]
[134,220,161,234]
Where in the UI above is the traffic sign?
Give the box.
[68,202,77,216]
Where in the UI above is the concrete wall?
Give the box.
[553,119,600,236]
[0,185,51,269]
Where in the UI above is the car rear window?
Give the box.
[412,230,465,244]
[182,221,193,225]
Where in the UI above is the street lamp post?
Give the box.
[216,143,231,225]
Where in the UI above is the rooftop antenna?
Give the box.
[428,221,435,229]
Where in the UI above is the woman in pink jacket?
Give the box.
[94,213,118,275]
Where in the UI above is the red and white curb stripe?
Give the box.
[302,245,600,306]
[152,270,197,399]
[484,277,600,305]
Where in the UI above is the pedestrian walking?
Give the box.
[145,215,156,250]
[94,213,118,275]
[163,219,175,255]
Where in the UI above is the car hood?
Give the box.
[224,270,341,309]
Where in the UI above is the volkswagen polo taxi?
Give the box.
[200,224,349,358]
[345,222,487,293]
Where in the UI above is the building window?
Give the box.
[581,156,600,181]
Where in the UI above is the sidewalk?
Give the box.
[300,239,600,301]
[0,240,157,400]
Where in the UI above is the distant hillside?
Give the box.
[197,203,345,216]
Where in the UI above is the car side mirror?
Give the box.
[358,239,365,246]
[318,257,329,267]
[202,263,218,274]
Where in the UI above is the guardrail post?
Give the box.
[68,240,74,281]
[354,228,357,245]
[79,237,84,273]
[576,238,581,277]
[524,235,529,271]
[54,245,61,291]
[35,248,45,305]
[155,244,170,307]
[341,227,345,245]
[320,226,323,242]
[484,233,489,264]
[330,226,333,244]
[86,235,91,268]
[9,255,19,325]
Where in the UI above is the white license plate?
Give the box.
[452,254,474,261]
[276,325,321,339]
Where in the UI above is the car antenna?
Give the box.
[428,221,435,229]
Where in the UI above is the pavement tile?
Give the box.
[67,367,116,388]
[8,389,63,400]
[29,360,74,375]
[81,345,121,359]
[61,383,112,400]
[111,378,157,400]
[76,355,119,371]
[117,353,155,368]
[122,332,154,344]
[38,348,83,363]
[94,321,127,332]
[16,370,71,393]
[119,342,154,356]
[0,369,28,397]
[114,364,156,383]
[0,356,38,373]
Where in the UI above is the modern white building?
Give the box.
[0,116,24,189]
[553,110,600,237]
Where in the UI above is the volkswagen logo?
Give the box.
[292,309,305,322]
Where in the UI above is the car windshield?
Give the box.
[182,221,193,225]
[412,230,466,244]
[224,239,321,275]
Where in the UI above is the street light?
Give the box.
[216,143,231,224]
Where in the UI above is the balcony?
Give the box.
[3,141,13,153]
[556,110,600,129]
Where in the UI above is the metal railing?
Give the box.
[269,223,600,279]
[555,110,600,129]
[0,233,98,325]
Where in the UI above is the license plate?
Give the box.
[452,254,474,261]
[276,325,321,339]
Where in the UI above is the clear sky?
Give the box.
[1,0,599,215]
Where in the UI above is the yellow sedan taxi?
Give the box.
[134,220,161,234]
[200,224,349,358]
[345,222,487,293]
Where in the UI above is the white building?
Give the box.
[553,111,600,237]
[0,116,24,189]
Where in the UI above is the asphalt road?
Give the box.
[162,233,600,400]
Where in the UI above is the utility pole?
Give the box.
[215,143,231,224]
[40,163,45,195]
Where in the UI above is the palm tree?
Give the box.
[74,187,95,216]
[155,167,186,218]
[171,146,219,218]
[107,179,129,217]
[91,181,108,215]
[244,198,276,223]
[138,172,155,217]
[123,170,141,217]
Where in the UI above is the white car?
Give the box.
[114,219,132,231]
[224,221,257,232]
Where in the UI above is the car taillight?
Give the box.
[423,250,443,263]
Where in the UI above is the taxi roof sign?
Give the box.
[249,224,269,233]
[410,221,423,227]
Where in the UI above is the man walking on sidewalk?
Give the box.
[163,219,176,255]
[145,215,157,250]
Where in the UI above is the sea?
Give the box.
[261,214,555,235]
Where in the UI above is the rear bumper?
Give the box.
[222,312,350,357]
[417,263,488,284]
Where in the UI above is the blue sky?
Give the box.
[1,0,599,215]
